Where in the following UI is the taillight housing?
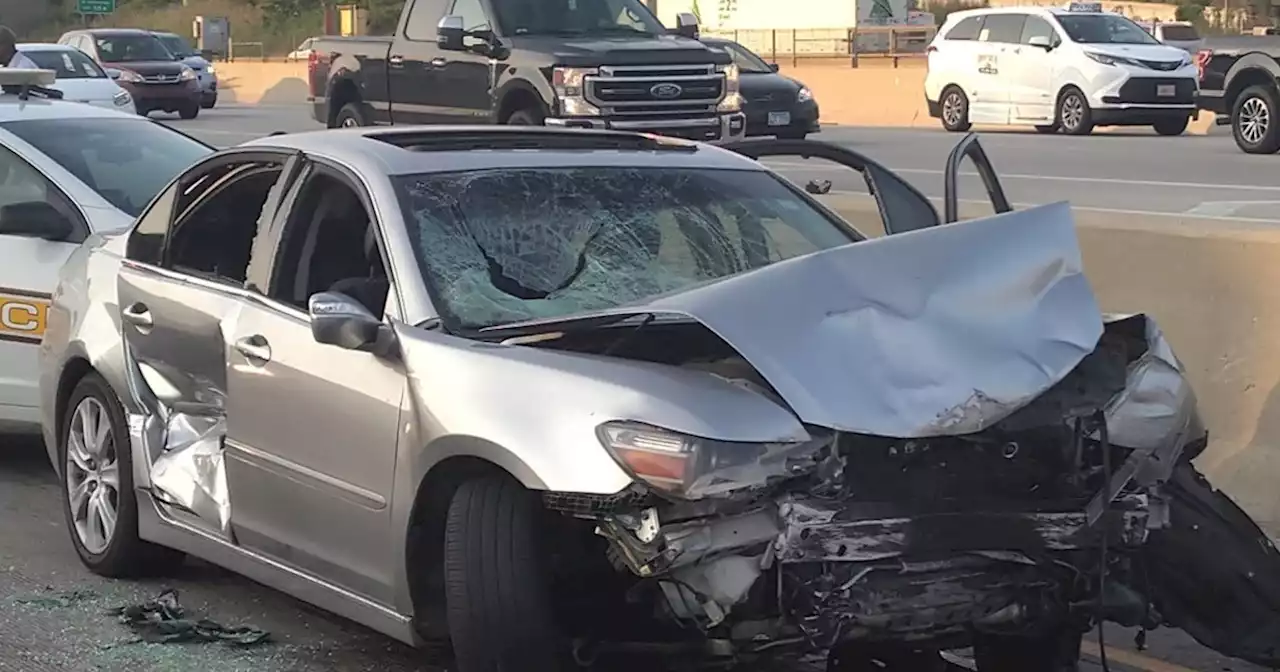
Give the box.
[1194,49,1212,80]
[307,49,321,97]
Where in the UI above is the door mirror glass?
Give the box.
[0,201,74,241]
[105,67,122,80]
[674,12,700,39]
[437,15,466,52]
[308,291,386,352]
[769,63,780,72]
[1027,35,1052,49]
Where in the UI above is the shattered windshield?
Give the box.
[394,167,855,330]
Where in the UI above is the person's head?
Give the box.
[0,26,16,62]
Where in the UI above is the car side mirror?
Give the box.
[308,291,391,354]
[674,12,700,39]
[1028,35,1052,49]
[769,63,780,72]
[105,67,122,80]
[0,201,74,241]
[437,15,466,52]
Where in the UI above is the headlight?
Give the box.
[206,64,216,75]
[716,62,742,112]
[597,421,830,500]
[797,86,814,103]
[551,66,600,116]
[116,69,143,83]
[112,89,132,106]
[1084,51,1136,67]
[179,66,196,81]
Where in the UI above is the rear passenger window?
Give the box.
[980,14,1027,43]
[945,16,984,41]
[1020,16,1057,45]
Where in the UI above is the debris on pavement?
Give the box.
[15,588,99,609]
[108,589,271,647]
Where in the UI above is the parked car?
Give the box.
[38,125,1280,672]
[286,37,316,62]
[702,37,819,139]
[0,68,211,435]
[307,0,747,143]
[926,3,1198,135]
[16,43,136,114]
[56,28,203,119]
[150,31,218,108]
[1195,35,1280,153]
[1136,20,1204,54]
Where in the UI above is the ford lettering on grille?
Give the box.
[649,82,683,99]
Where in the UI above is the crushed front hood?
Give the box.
[494,201,1103,438]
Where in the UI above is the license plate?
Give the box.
[768,111,791,126]
[1157,84,1176,96]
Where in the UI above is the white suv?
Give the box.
[924,2,1198,136]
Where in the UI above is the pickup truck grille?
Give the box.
[586,64,725,117]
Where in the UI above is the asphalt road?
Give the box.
[0,104,1275,672]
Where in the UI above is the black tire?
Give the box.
[444,475,564,672]
[939,86,972,132]
[201,96,217,110]
[60,372,184,578]
[178,103,199,120]
[1034,124,1059,134]
[1231,83,1280,154]
[1153,115,1190,136]
[504,107,545,126]
[334,101,370,128]
[1056,87,1094,136]
[974,630,1082,672]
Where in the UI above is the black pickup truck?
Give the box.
[1195,36,1280,154]
[306,0,747,143]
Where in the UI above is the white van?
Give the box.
[924,2,1199,136]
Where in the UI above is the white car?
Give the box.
[0,69,212,434]
[17,43,136,114]
[285,38,316,62]
[924,2,1199,136]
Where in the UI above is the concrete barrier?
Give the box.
[211,58,1215,134]
[827,194,1280,536]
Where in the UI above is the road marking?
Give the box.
[765,160,1280,193]
[1185,200,1280,217]
[1080,640,1201,672]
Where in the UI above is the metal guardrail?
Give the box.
[701,25,938,68]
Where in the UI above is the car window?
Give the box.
[165,162,286,285]
[393,166,855,331]
[945,15,984,41]
[95,34,174,62]
[403,0,440,40]
[721,42,773,74]
[1019,16,1057,45]
[22,49,106,79]
[979,14,1027,43]
[1057,14,1159,44]
[1159,24,1199,41]
[493,0,665,36]
[155,34,195,58]
[0,118,213,217]
[0,146,84,242]
[269,172,389,315]
[449,0,492,31]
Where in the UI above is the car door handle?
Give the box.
[429,57,447,68]
[122,302,153,330]
[389,54,405,66]
[234,335,272,364]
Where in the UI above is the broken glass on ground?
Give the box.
[109,588,270,647]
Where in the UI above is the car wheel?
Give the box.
[178,103,200,120]
[1231,84,1280,154]
[61,372,184,578]
[1056,88,1094,136]
[335,101,370,128]
[974,630,1083,672]
[1034,124,1059,134]
[505,108,545,126]
[201,95,217,109]
[939,86,972,132]
[444,475,566,672]
[1153,115,1190,136]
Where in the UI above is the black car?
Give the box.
[703,37,820,139]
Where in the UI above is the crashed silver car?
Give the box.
[39,127,1280,672]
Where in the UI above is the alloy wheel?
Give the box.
[341,116,360,128]
[1061,94,1084,131]
[942,92,964,127]
[65,397,121,555]
[1240,96,1270,146]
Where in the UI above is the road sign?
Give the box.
[77,0,116,15]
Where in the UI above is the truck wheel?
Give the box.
[1056,87,1094,136]
[335,101,370,128]
[1153,115,1190,136]
[60,372,185,578]
[444,475,565,672]
[974,629,1082,672]
[939,86,971,132]
[505,108,545,126]
[1231,84,1280,154]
